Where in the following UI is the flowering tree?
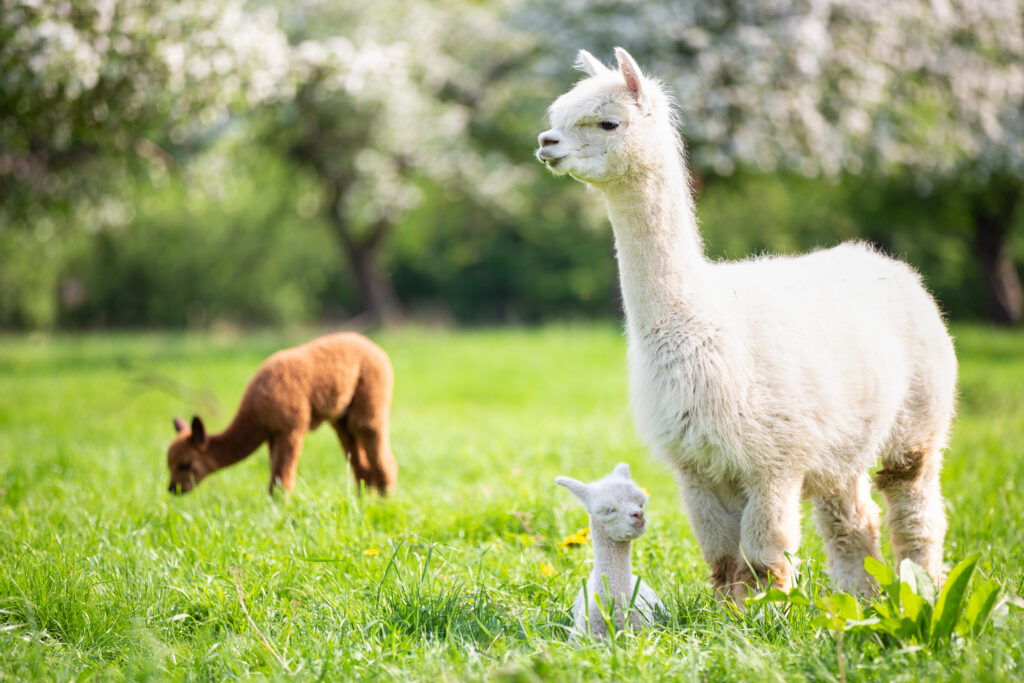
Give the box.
[0,0,290,219]
[261,0,532,324]
[522,0,1024,323]
[0,0,292,326]
[2,0,533,326]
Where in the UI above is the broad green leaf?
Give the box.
[749,587,790,604]
[899,583,932,642]
[865,555,895,586]
[814,598,848,631]
[869,616,910,639]
[901,583,926,623]
[899,616,922,641]
[812,614,843,631]
[844,617,881,634]
[900,558,936,604]
[865,556,899,607]
[930,552,980,644]
[1006,595,1024,613]
[786,587,810,607]
[829,592,863,621]
[961,577,1000,636]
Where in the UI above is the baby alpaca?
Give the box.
[166,332,396,495]
[556,463,662,640]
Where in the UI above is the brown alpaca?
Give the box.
[166,332,396,495]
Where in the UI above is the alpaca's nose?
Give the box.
[538,130,560,148]
[630,510,645,526]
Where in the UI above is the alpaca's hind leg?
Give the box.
[875,449,947,584]
[331,419,373,489]
[268,430,305,493]
[346,386,397,494]
[675,468,743,598]
[812,473,882,594]
[349,424,397,493]
[732,475,804,597]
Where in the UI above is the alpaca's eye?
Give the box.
[177,463,192,472]
[599,120,619,131]
[601,507,616,515]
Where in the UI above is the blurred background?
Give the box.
[2,0,1022,331]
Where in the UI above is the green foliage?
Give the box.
[56,144,345,328]
[9,165,1014,330]
[388,185,617,323]
[751,553,1018,653]
[3,1,1021,329]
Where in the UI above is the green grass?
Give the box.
[1,324,1023,681]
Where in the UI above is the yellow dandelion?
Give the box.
[363,548,380,557]
[638,487,649,496]
[560,532,589,548]
[577,527,590,537]
[539,562,555,577]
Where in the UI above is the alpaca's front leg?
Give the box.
[675,468,743,597]
[269,430,304,493]
[733,476,803,596]
[812,472,882,594]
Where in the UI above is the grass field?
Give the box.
[1,324,1023,681]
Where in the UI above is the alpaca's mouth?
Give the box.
[536,149,566,166]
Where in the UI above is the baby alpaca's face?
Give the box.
[588,480,648,542]
[166,416,212,494]
[555,463,649,542]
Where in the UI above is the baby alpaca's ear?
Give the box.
[190,415,207,446]
[555,476,589,503]
[173,416,188,434]
[612,462,632,480]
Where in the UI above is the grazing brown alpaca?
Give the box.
[166,332,397,495]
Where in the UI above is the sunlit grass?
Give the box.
[1,324,1023,680]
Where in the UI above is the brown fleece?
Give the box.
[166,332,396,495]
[873,450,926,491]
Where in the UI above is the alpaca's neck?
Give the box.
[205,410,266,472]
[590,523,634,602]
[601,142,709,337]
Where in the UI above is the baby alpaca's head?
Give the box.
[166,416,214,494]
[555,463,648,542]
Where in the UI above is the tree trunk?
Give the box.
[322,181,402,326]
[970,182,1022,326]
[346,240,402,327]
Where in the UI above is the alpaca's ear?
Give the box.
[575,49,607,77]
[555,476,589,503]
[189,415,207,446]
[612,462,632,480]
[614,47,648,109]
[173,416,188,434]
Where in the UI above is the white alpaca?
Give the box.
[537,49,957,598]
[555,463,663,640]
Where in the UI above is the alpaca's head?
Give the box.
[555,462,649,542]
[536,48,677,186]
[166,416,215,494]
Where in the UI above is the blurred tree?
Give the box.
[522,0,1024,323]
[259,0,535,325]
[0,0,291,326]
[59,141,343,328]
